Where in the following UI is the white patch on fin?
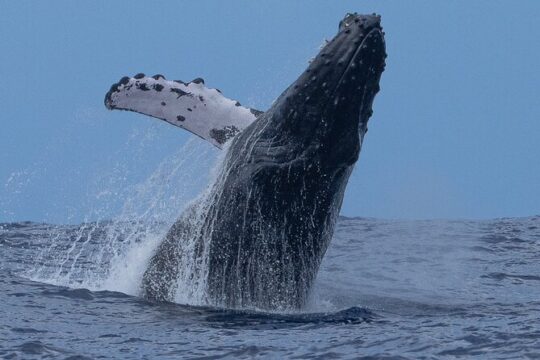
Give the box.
[105,74,263,148]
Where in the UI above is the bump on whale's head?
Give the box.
[269,13,386,167]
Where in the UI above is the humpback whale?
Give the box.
[105,13,386,310]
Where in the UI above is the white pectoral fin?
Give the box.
[104,74,263,148]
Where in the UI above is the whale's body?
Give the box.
[106,13,386,310]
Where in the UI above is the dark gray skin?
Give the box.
[142,13,386,310]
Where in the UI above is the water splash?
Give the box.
[139,147,231,305]
[27,137,218,298]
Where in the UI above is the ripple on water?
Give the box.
[0,218,539,359]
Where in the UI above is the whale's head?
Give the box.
[256,13,386,168]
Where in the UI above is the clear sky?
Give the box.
[1,1,539,223]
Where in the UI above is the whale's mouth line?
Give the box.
[315,26,382,128]
[334,27,383,93]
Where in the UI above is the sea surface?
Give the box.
[1,216,539,359]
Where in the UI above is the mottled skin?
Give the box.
[142,13,386,310]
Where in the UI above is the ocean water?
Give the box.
[1,216,539,359]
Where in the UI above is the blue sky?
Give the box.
[1,1,539,222]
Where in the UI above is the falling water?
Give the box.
[26,137,219,300]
